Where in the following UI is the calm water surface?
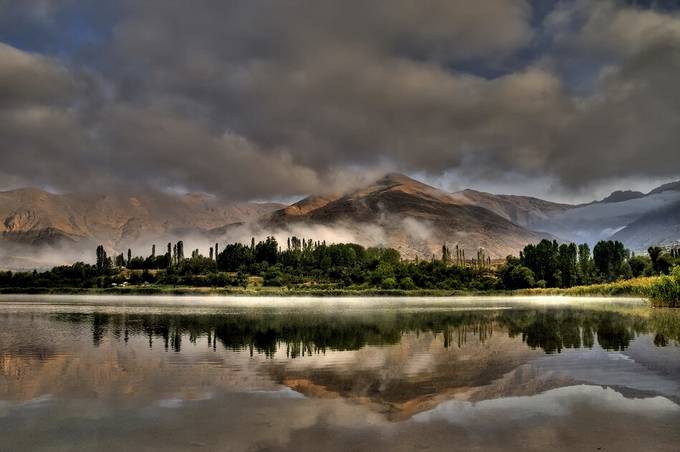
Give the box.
[1,295,680,451]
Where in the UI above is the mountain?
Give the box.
[610,179,680,249]
[610,199,680,250]
[3,174,680,269]
[448,189,572,229]
[265,173,554,259]
[525,180,680,247]
[648,180,680,195]
[0,188,283,269]
[598,190,646,204]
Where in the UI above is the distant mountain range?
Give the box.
[1,173,679,269]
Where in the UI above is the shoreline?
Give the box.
[0,283,654,299]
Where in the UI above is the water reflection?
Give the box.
[53,307,679,355]
[2,299,680,451]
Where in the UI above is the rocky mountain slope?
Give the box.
[611,199,680,250]
[0,188,282,268]
[264,173,554,259]
[597,190,646,204]
[448,189,571,229]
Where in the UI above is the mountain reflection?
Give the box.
[54,307,680,356]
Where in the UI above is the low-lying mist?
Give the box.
[0,217,448,271]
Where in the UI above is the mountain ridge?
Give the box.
[264,173,555,259]
[2,174,680,268]
[0,188,284,268]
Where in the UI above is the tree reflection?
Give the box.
[53,307,680,356]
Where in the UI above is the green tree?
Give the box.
[95,245,111,274]
[648,246,663,274]
[558,243,578,287]
[114,253,125,268]
[628,255,649,277]
[217,243,254,271]
[657,254,674,275]
[255,237,279,265]
[176,241,184,262]
[578,243,593,284]
[498,257,535,290]
[521,240,560,287]
[593,241,627,281]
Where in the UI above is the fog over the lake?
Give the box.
[1,1,680,202]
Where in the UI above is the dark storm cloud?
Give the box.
[0,41,91,189]
[0,0,679,199]
[545,0,680,187]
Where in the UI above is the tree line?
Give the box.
[1,237,678,291]
[499,240,680,289]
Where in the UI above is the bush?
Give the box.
[381,277,397,290]
[657,255,675,275]
[649,266,680,307]
[498,263,535,290]
[628,255,649,278]
[399,277,416,290]
[263,265,285,286]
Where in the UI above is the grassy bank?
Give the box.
[647,267,680,307]
[0,285,498,297]
[0,277,662,298]
[516,276,658,298]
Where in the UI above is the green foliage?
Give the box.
[649,266,680,307]
[644,246,678,276]
[593,240,627,281]
[628,255,649,277]
[255,236,279,265]
[648,246,663,273]
[656,254,674,275]
[521,240,562,287]
[381,277,397,289]
[5,236,678,300]
[217,243,253,271]
[177,256,217,275]
[95,245,112,274]
[515,268,535,288]
[578,244,593,284]
[498,259,536,290]
[399,277,416,290]
[515,239,641,289]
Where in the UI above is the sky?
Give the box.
[1,0,680,203]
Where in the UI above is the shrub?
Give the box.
[381,277,397,290]
[399,277,416,290]
[498,263,535,290]
[649,266,680,307]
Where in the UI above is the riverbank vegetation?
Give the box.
[649,266,680,307]
[0,237,678,303]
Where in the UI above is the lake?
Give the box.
[1,295,680,451]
